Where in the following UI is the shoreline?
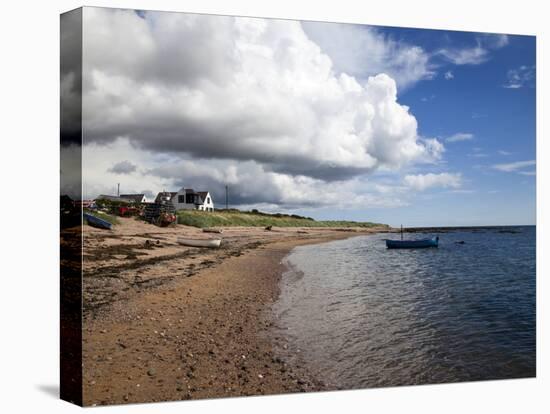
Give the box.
[82,219,382,405]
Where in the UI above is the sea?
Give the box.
[272,226,536,388]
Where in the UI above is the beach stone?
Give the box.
[147,368,156,376]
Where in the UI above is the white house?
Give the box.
[155,188,214,212]
[195,191,214,211]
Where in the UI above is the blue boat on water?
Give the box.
[386,236,439,249]
[83,212,112,230]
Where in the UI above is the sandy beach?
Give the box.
[80,218,387,405]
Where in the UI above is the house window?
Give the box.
[178,195,185,203]
[186,194,195,204]
[207,197,211,204]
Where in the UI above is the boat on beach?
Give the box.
[386,236,439,249]
[177,237,222,248]
[83,212,112,230]
[202,228,223,234]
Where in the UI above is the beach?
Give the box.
[81,218,387,405]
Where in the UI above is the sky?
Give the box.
[65,7,536,227]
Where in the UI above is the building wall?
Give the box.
[201,193,214,211]
[171,189,194,211]
[165,188,215,212]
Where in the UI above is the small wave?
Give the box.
[272,228,536,388]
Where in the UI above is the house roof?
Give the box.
[97,194,130,202]
[197,191,209,200]
[120,194,145,203]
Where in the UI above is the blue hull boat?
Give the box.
[83,212,112,230]
[386,236,438,249]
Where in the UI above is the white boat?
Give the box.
[177,237,222,248]
[202,228,223,234]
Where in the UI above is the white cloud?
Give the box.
[503,65,535,89]
[436,44,488,65]
[301,21,435,90]
[404,172,462,191]
[435,34,509,66]
[492,160,536,172]
[471,112,488,119]
[498,150,512,156]
[489,34,509,48]
[444,70,454,80]
[446,132,474,143]
[81,138,409,209]
[467,146,488,158]
[79,8,444,210]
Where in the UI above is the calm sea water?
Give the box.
[272,226,536,388]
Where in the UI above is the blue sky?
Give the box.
[79,9,536,227]
[296,26,536,226]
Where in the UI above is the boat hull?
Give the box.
[83,213,112,230]
[177,238,222,248]
[386,237,438,249]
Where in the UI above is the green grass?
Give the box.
[177,209,387,229]
[84,210,119,225]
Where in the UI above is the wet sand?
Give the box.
[81,217,387,405]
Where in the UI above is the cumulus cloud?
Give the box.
[81,10,442,172]
[108,160,137,174]
[503,65,535,89]
[82,138,408,209]
[301,21,435,90]
[404,172,462,191]
[444,70,454,80]
[79,8,445,209]
[446,132,473,142]
[492,160,536,172]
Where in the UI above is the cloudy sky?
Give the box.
[72,7,535,226]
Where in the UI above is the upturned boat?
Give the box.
[83,212,112,230]
[177,237,222,248]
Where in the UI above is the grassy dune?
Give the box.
[177,209,387,229]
